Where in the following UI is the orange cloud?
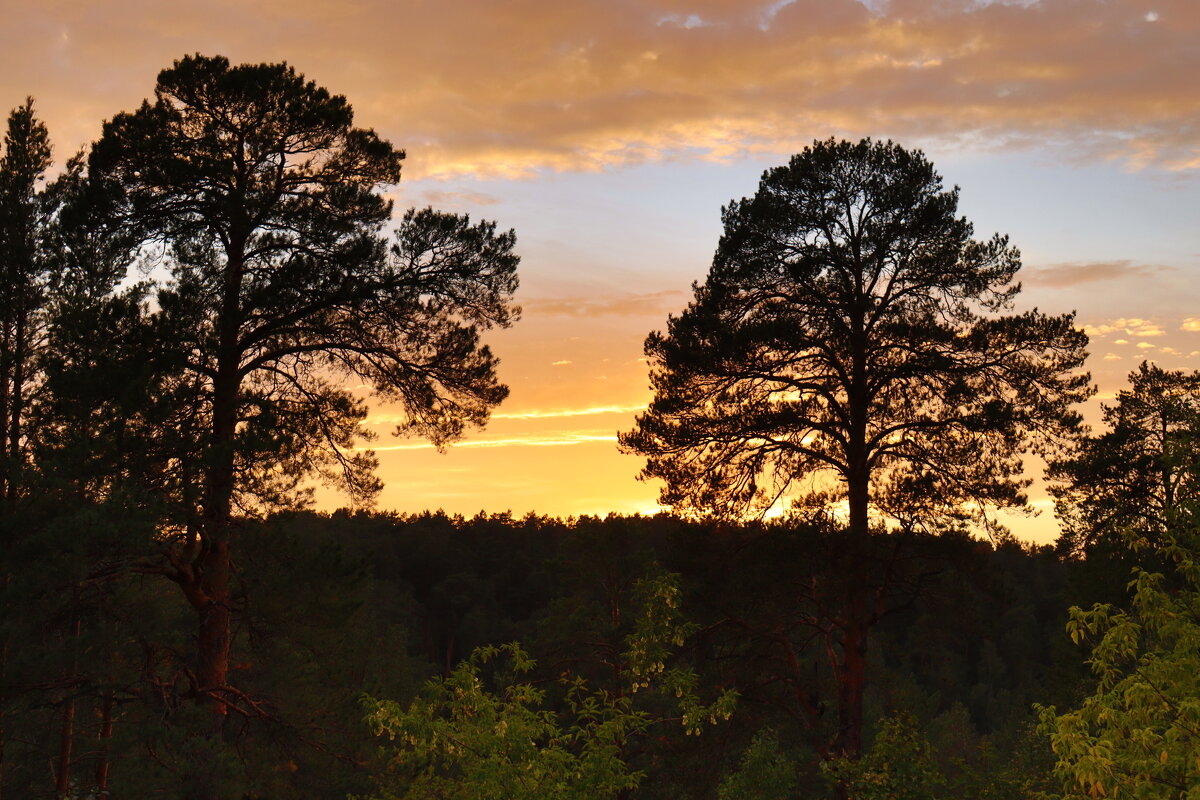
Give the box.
[366,404,645,425]
[1085,318,1167,338]
[368,430,619,451]
[492,404,647,420]
[522,290,689,317]
[1023,260,1165,288]
[3,0,1197,178]
[417,189,500,207]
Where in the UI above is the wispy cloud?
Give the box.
[1023,260,1164,288]
[367,404,644,426]
[417,189,500,207]
[523,290,688,318]
[368,431,619,451]
[492,404,646,420]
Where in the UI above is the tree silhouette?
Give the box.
[88,54,519,754]
[0,99,52,504]
[0,97,53,800]
[621,138,1090,761]
[622,139,1089,535]
[1050,361,1200,555]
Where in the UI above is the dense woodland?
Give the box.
[2,55,1199,799]
[0,508,1121,798]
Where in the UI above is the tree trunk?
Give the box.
[94,695,113,798]
[833,603,868,759]
[55,609,81,800]
[0,307,11,503]
[193,242,245,727]
[54,694,75,799]
[195,539,231,722]
[836,290,872,765]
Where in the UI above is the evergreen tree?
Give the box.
[87,54,520,794]
[0,98,52,504]
[1050,361,1200,555]
[622,138,1090,533]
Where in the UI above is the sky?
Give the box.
[2,0,1198,542]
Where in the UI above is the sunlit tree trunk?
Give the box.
[189,232,245,730]
[93,695,113,798]
[54,694,75,799]
[54,604,81,799]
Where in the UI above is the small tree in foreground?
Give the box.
[823,713,943,800]
[717,729,798,800]
[360,574,737,800]
[1038,534,1200,799]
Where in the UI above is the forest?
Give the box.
[1,54,1198,799]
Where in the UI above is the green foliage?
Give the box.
[361,573,736,800]
[1039,536,1200,799]
[362,643,644,800]
[824,712,944,800]
[717,729,798,800]
[818,709,1052,800]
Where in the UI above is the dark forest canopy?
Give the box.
[0,507,1093,798]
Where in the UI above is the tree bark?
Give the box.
[833,601,868,759]
[54,694,75,799]
[94,695,113,799]
[193,240,245,728]
[195,539,231,722]
[0,322,10,503]
[835,281,872,767]
[55,608,81,799]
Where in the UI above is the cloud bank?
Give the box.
[2,0,1197,177]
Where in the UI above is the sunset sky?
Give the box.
[2,0,1198,542]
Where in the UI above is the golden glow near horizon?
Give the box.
[4,0,1200,543]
